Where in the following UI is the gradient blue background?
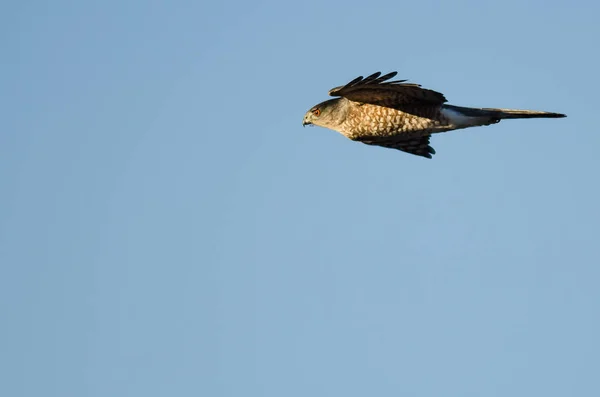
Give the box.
[2,1,599,396]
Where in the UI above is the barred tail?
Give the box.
[477,107,566,119]
[443,104,566,121]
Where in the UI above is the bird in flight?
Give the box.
[302,72,566,158]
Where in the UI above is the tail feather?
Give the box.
[444,104,566,120]
[478,107,566,119]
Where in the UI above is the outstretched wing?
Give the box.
[353,134,436,159]
[329,72,447,109]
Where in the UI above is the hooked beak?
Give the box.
[302,114,312,127]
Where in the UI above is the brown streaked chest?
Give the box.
[340,103,448,138]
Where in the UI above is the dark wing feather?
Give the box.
[329,71,447,109]
[354,134,436,159]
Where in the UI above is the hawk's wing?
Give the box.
[329,72,447,109]
[353,134,436,159]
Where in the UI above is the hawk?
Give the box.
[302,72,566,158]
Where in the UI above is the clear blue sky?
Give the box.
[1,1,599,396]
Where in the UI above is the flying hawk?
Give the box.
[302,72,566,158]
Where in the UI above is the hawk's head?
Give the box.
[302,98,345,131]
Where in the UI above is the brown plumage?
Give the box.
[302,72,566,158]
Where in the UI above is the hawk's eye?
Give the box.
[312,108,321,117]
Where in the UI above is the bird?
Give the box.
[302,71,566,158]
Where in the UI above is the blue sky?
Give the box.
[1,1,599,396]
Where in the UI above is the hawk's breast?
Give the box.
[341,104,447,139]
